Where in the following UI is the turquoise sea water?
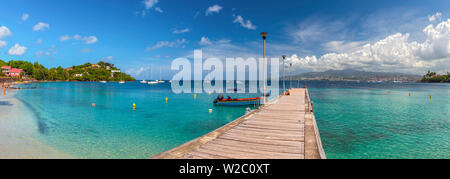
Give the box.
[13,82,260,159]
[11,81,450,159]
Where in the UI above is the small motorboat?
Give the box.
[119,81,125,84]
[148,81,158,84]
[100,81,107,83]
[213,94,269,106]
[140,80,148,83]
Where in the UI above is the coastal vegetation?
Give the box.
[0,59,134,82]
[421,71,450,83]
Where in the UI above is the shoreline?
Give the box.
[0,89,73,159]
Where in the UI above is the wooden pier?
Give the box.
[151,88,326,159]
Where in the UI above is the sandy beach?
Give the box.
[0,88,72,159]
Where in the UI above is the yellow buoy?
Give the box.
[208,91,211,95]
[165,97,168,103]
[429,95,432,100]
[209,109,213,113]
[194,94,197,99]
[409,93,411,96]
[133,103,136,110]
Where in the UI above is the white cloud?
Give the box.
[0,26,10,48]
[199,36,212,45]
[144,0,158,9]
[33,22,50,31]
[59,35,71,41]
[60,34,98,44]
[146,39,187,51]
[287,19,450,74]
[8,44,27,56]
[154,7,163,13]
[233,15,256,30]
[22,13,29,21]
[142,0,162,15]
[0,26,12,39]
[0,40,6,48]
[429,12,442,22]
[83,36,98,44]
[173,28,190,34]
[206,5,222,16]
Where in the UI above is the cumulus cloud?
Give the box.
[287,19,450,74]
[429,12,442,22]
[33,22,50,31]
[144,0,158,9]
[199,36,212,45]
[83,36,98,44]
[8,44,27,56]
[0,26,12,39]
[141,0,163,15]
[173,28,190,34]
[206,5,222,16]
[233,15,256,30]
[22,13,29,21]
[154,7,163,13]
[0,26,11,48]
[146,39,187,51]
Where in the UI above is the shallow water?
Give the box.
[11,81,450,159]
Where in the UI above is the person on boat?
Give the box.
[227,96,232,101]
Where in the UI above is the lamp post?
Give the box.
[282,55,286,94]
[260,32,268,104]
[290,63,293,89]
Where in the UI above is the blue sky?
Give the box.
[0,0,449,79]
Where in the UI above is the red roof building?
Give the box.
[1,66,23,77]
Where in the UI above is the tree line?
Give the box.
[421,71,450,83]
[0,59,135,82]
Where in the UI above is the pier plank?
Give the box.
[151,88,325,159]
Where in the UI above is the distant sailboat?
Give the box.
[140,80,148,83]
[100,81,107,83]
[148,65,158,84]
[158,67,165,83]
[119,73,125,84]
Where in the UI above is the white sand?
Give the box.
[0,90,73,159]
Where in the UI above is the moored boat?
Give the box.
[213,95,267,106]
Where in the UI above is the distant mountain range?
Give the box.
[286,69,422,82]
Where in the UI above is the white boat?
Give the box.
[169,80,172,83]
[158,80,165,83]
[140,80,148,83]
[119,81,125,84]
[100,81,107,83]
[148,81,158,84]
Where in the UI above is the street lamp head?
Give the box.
[260,32,268,40]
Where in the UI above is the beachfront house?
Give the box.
[74,73,83,77]
[1,66,24,77]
